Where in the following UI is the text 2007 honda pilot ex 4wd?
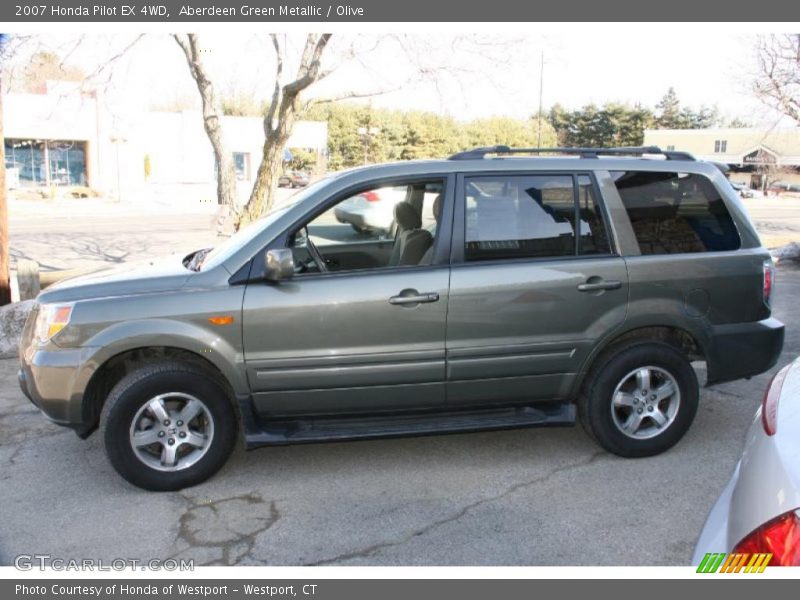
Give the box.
[19,146,785,490]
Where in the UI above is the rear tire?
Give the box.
[578,342,698,457]
[100,362,237,491]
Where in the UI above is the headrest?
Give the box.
[395,202,422,230]
[432,194,443,220]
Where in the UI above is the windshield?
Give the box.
[197,177,332,271]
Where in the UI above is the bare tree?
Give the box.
[173,34,238,215]
[173,33,525,228]
[239,34,331,226]
[753,34,800,124]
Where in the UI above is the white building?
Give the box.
[3,81,328,202]
[644,127,800,190]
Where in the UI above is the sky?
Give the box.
[5,28,792,127]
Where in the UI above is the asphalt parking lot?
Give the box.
[0,266,797,567]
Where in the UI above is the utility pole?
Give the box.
[0,77,10,305]
[357,126,380,166]
[536,50,544,148]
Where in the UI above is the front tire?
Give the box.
[578,342,698,457]
[100,362,237,491]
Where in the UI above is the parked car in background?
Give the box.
[290,171,310,187]
[18,145,784,490]
[730,181,754,199]
[278,171,310,188]
[333,185,409,234]
[693,357,800,567]
[767,181,800,195]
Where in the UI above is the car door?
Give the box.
[242,177,454,419]
[445,171,629,407]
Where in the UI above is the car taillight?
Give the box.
[733,510,800,566]
[762,363,791,436]
[763,260,774,305]
[362,191,381,202]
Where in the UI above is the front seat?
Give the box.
[388,202,433,266]
[419,194,443,265]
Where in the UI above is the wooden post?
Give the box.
[17,260,40,301]
[0,78,11,306]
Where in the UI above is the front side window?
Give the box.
[463,174,611,262]
[611,170,740,255]
[290,179,445,274]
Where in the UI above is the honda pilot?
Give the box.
[19,146,784,490]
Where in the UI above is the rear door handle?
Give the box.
[389,290,440,305]
[577,279,622,292]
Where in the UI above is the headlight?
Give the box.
[33,303,74,343]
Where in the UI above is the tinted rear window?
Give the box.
[611,171,740,254]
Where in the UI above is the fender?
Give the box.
[75,318,250,398]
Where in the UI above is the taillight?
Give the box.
[763,260,774,305]
[733,510,800,566]
[362,191,381,202]
[762,363,791,436]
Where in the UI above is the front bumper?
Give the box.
[706,317,784,384]
[18,344,96,435]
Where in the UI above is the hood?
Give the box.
[37,255,193,303]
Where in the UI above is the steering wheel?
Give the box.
[303,228,329,273]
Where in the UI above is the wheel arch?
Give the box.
[572,324,707,398]
[80,346,243,440]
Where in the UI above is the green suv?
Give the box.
[18,146,784,490]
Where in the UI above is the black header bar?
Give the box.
[3,0,799,22]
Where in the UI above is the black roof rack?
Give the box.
[448,145,696,161]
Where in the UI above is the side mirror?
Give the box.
[293,227,308,247]
[262,248,295,282]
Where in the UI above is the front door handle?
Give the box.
[577,279,622,292]
[389,289,440,306]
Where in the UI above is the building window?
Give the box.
[233,152,250,181]
[666,145,675,151]
[714,140,727,153]
[4,138,87,188]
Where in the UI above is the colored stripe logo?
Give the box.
[696,553,772,573]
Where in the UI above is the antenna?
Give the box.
[537,50,544,149]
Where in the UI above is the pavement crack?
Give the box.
[172,492,280,566]
[1,446,23,480]
[7,445,22,465]
[705,387,748,400]
[306,450,605,566]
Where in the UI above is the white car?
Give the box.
[692,357,800,567]
[333,186,409,234]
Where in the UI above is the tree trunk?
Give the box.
[240,100,298,228]
[201,101,237,212]
[241,135,287,226]
[237,34,332,229]
[0,79,10,306]
[174,35,237,217]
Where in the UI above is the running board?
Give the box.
[244,403,576,449]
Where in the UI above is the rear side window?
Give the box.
[463,174,611,261]
[611,171,740,254]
